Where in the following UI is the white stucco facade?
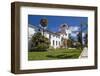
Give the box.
[28,24,71,50]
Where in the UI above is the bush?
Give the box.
[31,32,50,51]
[30,43,48,51]
[74,42,82,49]
[48,46,55,50]
[37,43,49,51]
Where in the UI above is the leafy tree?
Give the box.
[77,32,82,45]
[84,33,88,47]
[31,32,50,51]
[77,32,83,49]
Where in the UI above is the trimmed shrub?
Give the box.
[75,42,82,49]
[31,32,50,51]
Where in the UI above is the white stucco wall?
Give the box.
[28,24,71,49]
[50,34,61,48]
[28,25,37,50]
[28,25,36,40]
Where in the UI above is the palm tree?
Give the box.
[84,33,88,47]
[79,21,87,49]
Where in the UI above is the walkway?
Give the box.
[79,47,88,58]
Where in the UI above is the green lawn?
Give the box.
[28,48,82,60]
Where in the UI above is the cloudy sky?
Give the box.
[28,15,88,40]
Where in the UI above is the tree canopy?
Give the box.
[31,32,50,51]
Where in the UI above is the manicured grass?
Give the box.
[28,48,82,60]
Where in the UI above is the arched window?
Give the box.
[56,41,57,45]
[59,41,60,45]
[53,40,55,46]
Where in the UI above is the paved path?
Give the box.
[79,47,88,58]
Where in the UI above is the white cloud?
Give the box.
[69,26,80,32]
[69,26,80,38]
[82,32,85,37]
[70,33,77,37]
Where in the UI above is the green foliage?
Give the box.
[75,42,82,49]
[28,48,82,60]
[48,46,55,50]
[85,33,88,47]
[77,32,82,44]
[31,32,50,51]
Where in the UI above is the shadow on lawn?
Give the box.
[46,53,78,59]
[29,49,47,52]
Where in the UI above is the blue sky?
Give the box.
[28,15,88,32]
[28,15,88,41]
